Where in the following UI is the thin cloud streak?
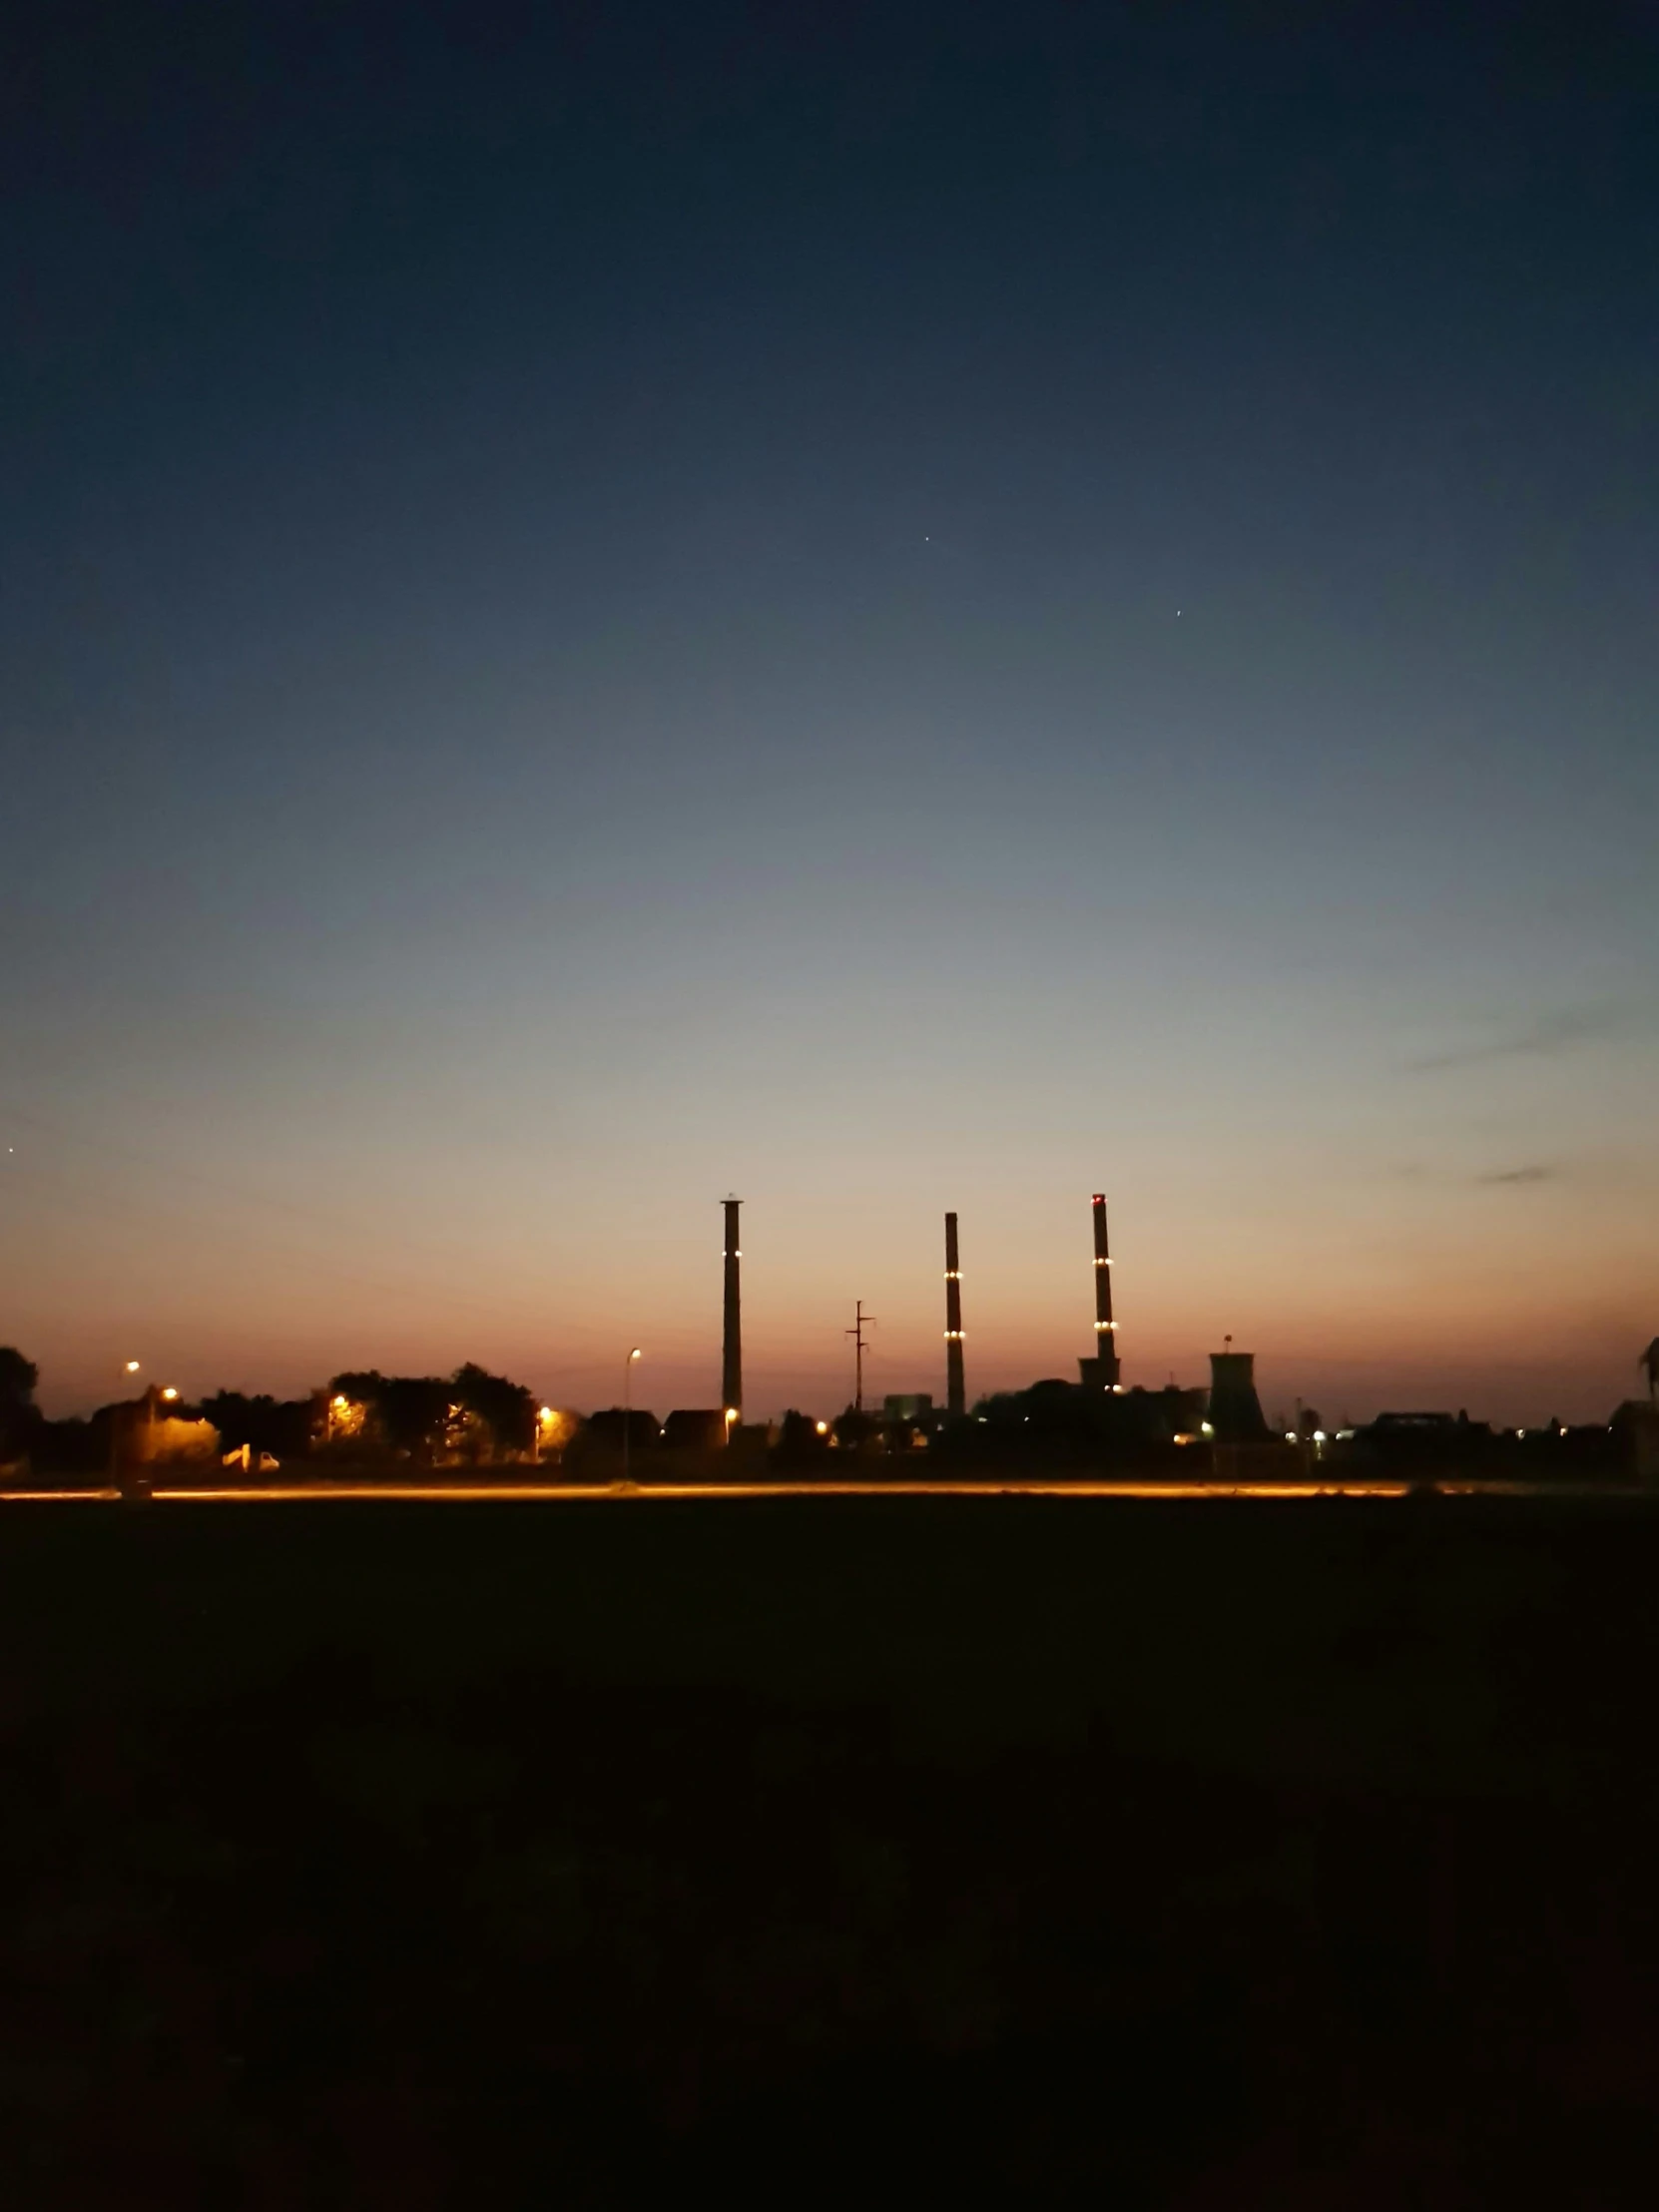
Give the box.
[1408,1004,1634,1074]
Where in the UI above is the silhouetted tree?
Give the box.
[772,1409,830,1472]
[323,1367,535,1465]
[201,1392,313,1461]
[832,1408,877,1455]
[378,1377,451,1463]
[0,1348,37,1404]
[30,1415,105,1477]
[329,1370,386,1403]
[0,1347,40,1461]
[451,1364,535,1457]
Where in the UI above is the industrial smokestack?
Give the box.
[722,1197,743,1419]
[1092,1192,1121,1385]
[1081,1192,1121,1390]
[944,1212,965,1417]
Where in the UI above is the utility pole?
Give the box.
[846,1301,873,1414]
[622,1347,641,1484]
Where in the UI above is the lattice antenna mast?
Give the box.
[846,1300,874,1414]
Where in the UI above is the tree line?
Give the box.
[0,1350,541,1476]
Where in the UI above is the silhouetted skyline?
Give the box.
[4,2,1655,1420]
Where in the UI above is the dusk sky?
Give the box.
[4,0,1655,1422]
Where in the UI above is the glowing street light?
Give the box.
[125,1361,141,1376]
[531,1403,558,1465]
[161,1387,179,1402]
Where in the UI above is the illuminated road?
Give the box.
[5,1476,1649,1505]
[0,1476,1474,1503]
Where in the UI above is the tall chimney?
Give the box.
[1090,1192,1121,1388]
[944,1211,965,1417]
[722,1197,743,1418]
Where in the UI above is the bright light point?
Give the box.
[1314,1430,1327,1443]
[725,1407,739,1423]
[126,1361,141,1374]
[539,1405,553,1421]
[815,1420,829,1435]
[1201,1420,1215,1435]
[162,1387,179,1401]
[628,1348,642,1361]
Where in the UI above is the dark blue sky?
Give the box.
[4,1,1656,1418]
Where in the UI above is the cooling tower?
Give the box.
[1207,1349,1270,1441]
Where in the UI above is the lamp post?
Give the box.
[623,1348,642,1484]
[112,1361,142,1482]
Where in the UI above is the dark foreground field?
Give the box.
[3,1494,1658,2207]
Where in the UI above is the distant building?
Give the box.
[575,1408,660,1458]
[882,1393,933,1423]
[662,1408,727,1453]
[1339,1409,1491,1471]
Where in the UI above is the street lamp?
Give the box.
[111,1362,143,1482]
[623,1348,642,1484]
